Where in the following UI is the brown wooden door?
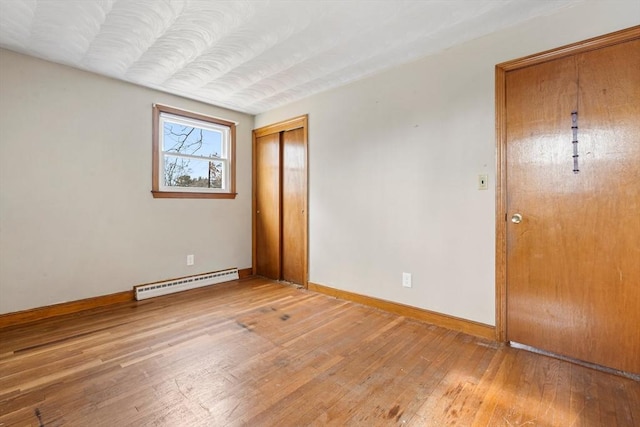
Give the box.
[281,128,306,284]
[255,133,281,280]
[253,116,308,286]
[505,38,640,374]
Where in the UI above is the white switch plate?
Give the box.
[478,174,488,190]
[402,272,412,288]
[187,254,194,266]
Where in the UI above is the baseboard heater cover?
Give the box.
[135,268,239,300]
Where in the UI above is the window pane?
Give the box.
[162,121,223,158]
[163,156,224,189]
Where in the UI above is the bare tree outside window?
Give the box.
[163,124,222,189]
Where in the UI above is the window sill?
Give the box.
[151,191,237,199]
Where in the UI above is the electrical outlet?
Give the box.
[186,254,194,266]
[402,272,412,288]
[478,174,488,190]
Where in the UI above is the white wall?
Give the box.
[0,50,254,314]
[255,2,639,325]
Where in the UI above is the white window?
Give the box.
[152,104,236,199]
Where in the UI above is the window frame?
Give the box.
[152,104,237,199]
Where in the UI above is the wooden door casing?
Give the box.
[499,28,640,374]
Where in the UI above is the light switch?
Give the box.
[478,174,488,190]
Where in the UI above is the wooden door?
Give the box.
[504,37,640,374]
[281,128,306,284]
[253,116,308,286]
[255,133,281,280]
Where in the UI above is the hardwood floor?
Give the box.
[0,278,638,426]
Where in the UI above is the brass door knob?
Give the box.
[511,213,523,224]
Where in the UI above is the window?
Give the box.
[152,104,236,199]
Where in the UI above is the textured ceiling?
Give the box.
[0,0,580,114]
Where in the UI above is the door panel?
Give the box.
[574,39,640,372]
[281,128,306,285]
[506,55,579,354]
[506,39,640,373]
[255,133,281,280]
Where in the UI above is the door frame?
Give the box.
[252,115,309,287]
[494,26,640,341]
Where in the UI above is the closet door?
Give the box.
[253,116,308,286]
[254,133,281,280]
[505,38,640,373]
[281,128,306,284]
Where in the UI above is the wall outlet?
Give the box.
[186,254,194,266]
[402,272,412,288]
[478,174,488,190]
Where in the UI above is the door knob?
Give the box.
[511,213,523,224]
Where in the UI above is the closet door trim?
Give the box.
[254,116,308,138]
[494,26,640,341]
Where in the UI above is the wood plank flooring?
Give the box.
[0,277,638,426]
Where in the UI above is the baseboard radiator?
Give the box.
[135,268,239,301]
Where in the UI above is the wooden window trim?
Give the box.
[152,103,237,199]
